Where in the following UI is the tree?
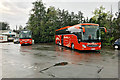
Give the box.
[19,25,23,30]
[0,22,10,30]
[27,0,85,43]
[43,6,58,42]
[77,11,84,23]
[27,0,46,43]
[112,13,120,39]
[90,6,118,46]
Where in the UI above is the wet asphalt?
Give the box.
[0,42,119,78]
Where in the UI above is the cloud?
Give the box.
[0,0,119,29]
[0,1,13,15]
[0,0,33,15]
[0,0,35,29]
[44,0,119,2]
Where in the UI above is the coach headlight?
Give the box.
[79,39,81,41]
[99,44,101,47]
[82,45,86,48]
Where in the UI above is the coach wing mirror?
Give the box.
[100,27,107,33]
[82,27,85,33]
[104,27,107,33]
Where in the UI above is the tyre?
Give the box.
[71,44,74,50]
[58,41,61,46]
[57,41,59,45]
[21,44,24,46]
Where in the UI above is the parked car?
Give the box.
[113,38,120,49]
[13,37,19,44]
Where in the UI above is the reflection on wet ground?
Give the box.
[1,42,119,78]
[55,46,101,64]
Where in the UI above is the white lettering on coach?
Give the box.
[64,36,69,39]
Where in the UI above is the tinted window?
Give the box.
[56,29,70,35]
[81,25,99,41]
[19,31,32,39]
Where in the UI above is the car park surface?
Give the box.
[1,42,119,78]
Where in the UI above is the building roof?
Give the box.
[2,30,16,35]
[0,30,8,35]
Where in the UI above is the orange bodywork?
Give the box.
[19,39,32,45]
[56,26,71,31]
[55,34,101,51]
[55,23,101,51]
[56,23,99,31]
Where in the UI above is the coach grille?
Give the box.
[87,45,99,47]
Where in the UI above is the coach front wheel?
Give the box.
[57,41,59,45]
[71,44,74,50]
[58,41,61,46]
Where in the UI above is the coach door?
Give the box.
[61,35,63,45]
[74,32,82,43]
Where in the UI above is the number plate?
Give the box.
[91,48,95,50]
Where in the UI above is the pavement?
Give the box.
[0,42,119,78]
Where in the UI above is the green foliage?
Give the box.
[27,0,84,43]
[90,6,120,46]
[0,22,10,30]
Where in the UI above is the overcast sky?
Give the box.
[0,0,119,30]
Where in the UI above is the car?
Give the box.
[13,37,19,44]
[113,38,120,49]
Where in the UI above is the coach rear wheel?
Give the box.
[57,41,59,45]
[21,44,24,46]
[71,44,74,50]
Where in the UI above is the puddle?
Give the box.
[34,53,47,57]
[32,45,56,51]
[39,62,68,72]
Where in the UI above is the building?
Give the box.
[119,1,120,13]
[0,30,8,35]
[0,30,18,41]
[2,30,17,41]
